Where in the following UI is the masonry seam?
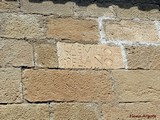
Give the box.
[120,45,128,69]
[154,21,160,39]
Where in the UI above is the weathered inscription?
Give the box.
[57,42,123,69]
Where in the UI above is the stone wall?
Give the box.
[0,0,160,119]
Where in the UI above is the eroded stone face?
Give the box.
[114,3,160,20]
[0,13,44,39]
[0,68,22,103]
[35,43,58,68]
[21,0,74,16]
[0,0,19,12]
[112,70,160,102]
[102,102,160,120]
[51,103,100,120]
[22,69,113,102]
[0,39,33,67]
[47,18,99,43]
[0,104,49,120]
[57,42,123,69]
[75,3,115,17]
[104,19,159,42]
[126,46,160,70]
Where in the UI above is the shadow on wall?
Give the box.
[29,0,160,11]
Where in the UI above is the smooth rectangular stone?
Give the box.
[57,42,124,69]
[23,69,113,102]
[112,70,160,102]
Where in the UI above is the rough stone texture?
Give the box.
[0,13,44,39]
[51,103,100,120]
[104,19,159,42]
[57,42,123,69]
[75,3,115,17]
[35,43,58,68]
[0,39,33,67]
[114,3,160,20]
[126,46,160,69]
[0,0,19,12]
[112,70,160,102]
[21,0,74,16]
[102,102,160,120]
[22,69,113,102]
[47,18,99,43]
[0,68,22,103]
[0,104,49,120]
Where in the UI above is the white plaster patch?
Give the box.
[154,21,160,38]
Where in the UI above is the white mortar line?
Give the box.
[154,21,160,39]
[98,16,116,44]
[102,40,160,47]
[120,45,128,69]
[98,17,106,44]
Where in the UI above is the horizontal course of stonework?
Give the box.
[0,0,160,120]
[22,69,113,102]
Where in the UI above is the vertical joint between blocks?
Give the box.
[49,103,54,120]
[120,45,128,70]
[154,21,160,39]
[98,17,107,44]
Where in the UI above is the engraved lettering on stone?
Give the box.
[59,43,116,68]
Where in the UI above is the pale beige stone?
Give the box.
[21,0,74,16]
[102,102,160,120]
[0,0,19,12]
[52,103,100,120]
[75,3,115,17]
[114,4,160,20]
[47,18,99,43]
[0,68,22,103]
[22,69,113,102]
[126,46,160,69]
[35,43,58,68]
[0,104,49,120]
[57,42,123,69]
[105,20,159,42]
[0,39,33,67]
[112,70,160,102]
[0,13,44,39]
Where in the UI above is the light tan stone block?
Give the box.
[0,68,22,103]
[52,103,100,120]
[57,42,123,69]
[35,43,58,68]
[47,18,99,43]
[114,3,160,20]
[0,0,19,12]
[0,39,33,67]
[112,70,160,102]
[126,46,160,69]
[102,102,160,120]
[0,104,49,120]
[75,3,115,17]
[21,0,74,16]
[0,13,44,39]
[105,20,159,42]
[22,69,113,102]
